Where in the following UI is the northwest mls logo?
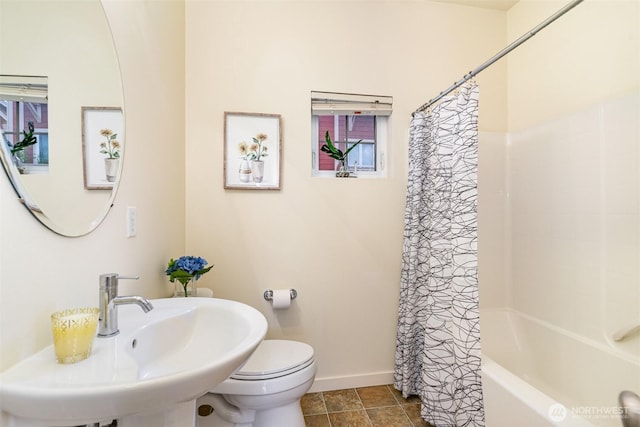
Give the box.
[548,404,628,422]
[549,403,568,422]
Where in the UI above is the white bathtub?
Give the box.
[480,309,640,427]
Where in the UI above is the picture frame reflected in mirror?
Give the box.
[82,106,123,190]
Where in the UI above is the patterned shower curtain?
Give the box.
[394,83,483,427]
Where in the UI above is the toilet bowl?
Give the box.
[196,339,316,427]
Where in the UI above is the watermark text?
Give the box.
[548,403,628,422]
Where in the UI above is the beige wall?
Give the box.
[185,0,507,390]
[508,0,640,131]
[0,0,186,371]
[506,0,640,354]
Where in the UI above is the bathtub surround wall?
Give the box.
[490,92,640,424]
[184,1,507,391]
[508,93,640,346]
[505,0,640,342]
[479,0,640,314]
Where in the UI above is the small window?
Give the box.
[311,91,391,178]
[0,75,49,171]
[0,100,49,167]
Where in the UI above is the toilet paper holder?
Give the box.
[264,289,297,301]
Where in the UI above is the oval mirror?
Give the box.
[0,0,124,237]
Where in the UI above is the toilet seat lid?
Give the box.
[231,340,314,380]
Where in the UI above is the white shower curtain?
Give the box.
[394,83,483,427]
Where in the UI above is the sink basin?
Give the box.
[0,297,267,426]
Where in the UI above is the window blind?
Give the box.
[311,91,392,116]
[0,76,48,103]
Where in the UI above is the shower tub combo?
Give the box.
[480,309,640,427]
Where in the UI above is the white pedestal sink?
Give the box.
[0,298,267,427]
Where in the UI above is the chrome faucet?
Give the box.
[97,273,154,337]
[619,390,640,427]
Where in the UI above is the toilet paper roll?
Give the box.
[271,289,292,309]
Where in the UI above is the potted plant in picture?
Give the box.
[320,131,362,177]
[99,128,120,182]
[247,133,269,183]
[8,121,37,174]
[165,255,214,297]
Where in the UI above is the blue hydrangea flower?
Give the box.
[166,256,213,285]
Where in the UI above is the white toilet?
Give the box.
[196,339,316,427]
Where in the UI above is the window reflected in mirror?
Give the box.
[0,75,49,175]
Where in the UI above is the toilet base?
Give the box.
[196,342,316,427]
[196,394,305,427]
[253,400,305,427]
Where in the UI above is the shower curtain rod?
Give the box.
[413,0,584,115]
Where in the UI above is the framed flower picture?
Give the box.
[82,106,123,190]
[224,112,282,190]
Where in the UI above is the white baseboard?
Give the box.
[308,371,395,393]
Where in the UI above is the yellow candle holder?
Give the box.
[50,307,100,364]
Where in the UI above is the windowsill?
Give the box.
[311,172,387,179]
[18,165,49,175]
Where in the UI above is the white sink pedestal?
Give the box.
[118,399,196,427]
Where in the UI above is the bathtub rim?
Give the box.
[481,355,596,427]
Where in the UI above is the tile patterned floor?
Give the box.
[302,384,435,427]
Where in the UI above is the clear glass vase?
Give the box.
[335,160,350,177]
[174,277,198,297]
